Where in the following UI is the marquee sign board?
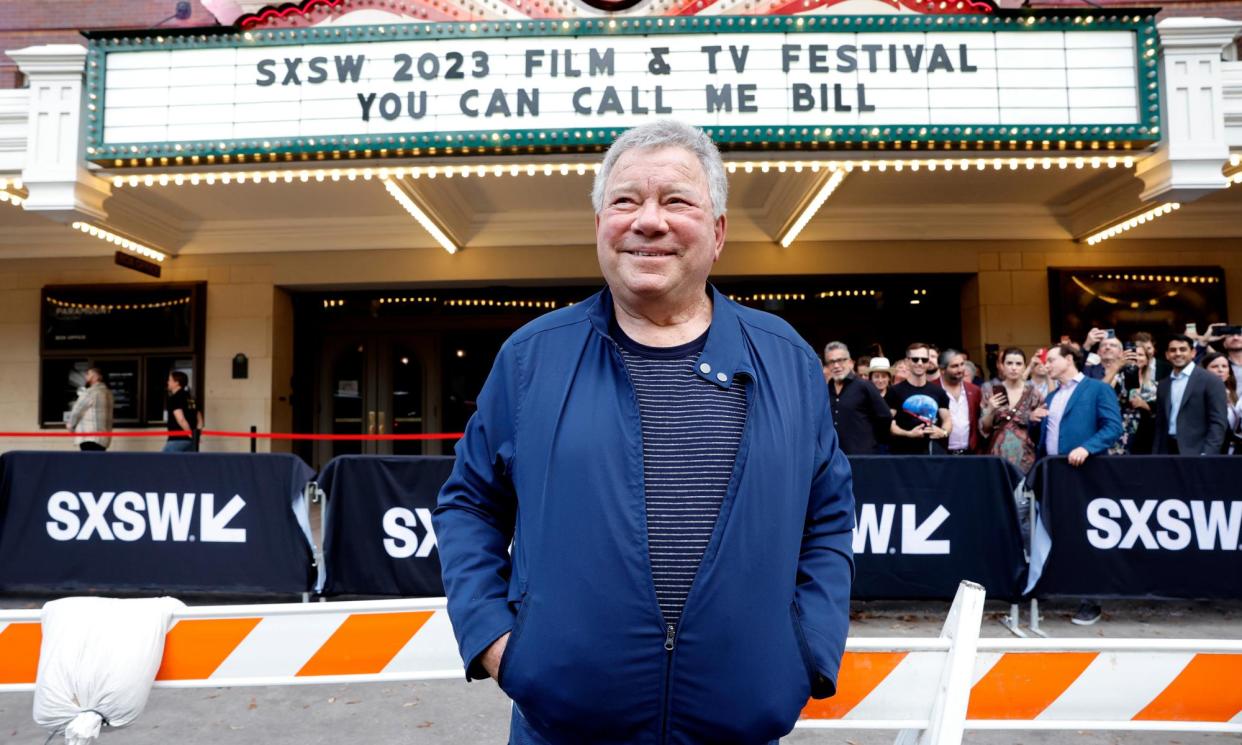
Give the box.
[84,12,1160,162]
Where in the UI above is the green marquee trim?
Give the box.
[84,12,1162,162]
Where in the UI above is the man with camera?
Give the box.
[1153,334,1228,455]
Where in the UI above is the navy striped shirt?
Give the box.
[614,323,748,628]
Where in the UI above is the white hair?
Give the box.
[591,120,728,219]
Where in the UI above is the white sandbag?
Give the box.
[33,597,184,744]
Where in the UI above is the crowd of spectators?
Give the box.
[824,325,1241,627]
[823,323,1242,467]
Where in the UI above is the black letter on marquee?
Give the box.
[927,45,954,73]
[460,89,479,117]
[282,58,303,85]
[407,91,427,119]
[256,59,276,87]
[598,86,624,114]
[307,57,328,84]
[958,44,977,72]
[525,49,545,77]
[705,84,732,113]
[335,55,366,83]
[648,48,671,75]
[357,92,376,121]
[836,45,857,73]
[516,88,539,116]
[573,87,592,115]
[590,48,615,76]
[701,45,722,74]
[781,45,800,73]
[737,83,757,112]
[791,83,813,112]
[379,92,402,120]
[809,44,829,73]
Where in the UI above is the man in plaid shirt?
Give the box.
[67,368,114,451]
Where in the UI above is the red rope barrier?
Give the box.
[0,430,461,441]
[0,431,190,438]
[200,430,464,441]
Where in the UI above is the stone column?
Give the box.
[7,44,111,222]
[1135,18,1242,203]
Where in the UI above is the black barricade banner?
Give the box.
[319,455,453,597]
[850,456,1027,601]
[1028,456,1242,599]
[0,451,315,594]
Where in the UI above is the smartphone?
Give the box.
[1221,325,1242,336]
[1186,322,1198,335]
[996,387,1009,408]
[1123,340,1136,352]
[1104,329,1116,339]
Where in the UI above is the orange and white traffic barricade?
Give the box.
[2,585,1241,743]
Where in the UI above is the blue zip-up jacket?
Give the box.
[433,286,855,745]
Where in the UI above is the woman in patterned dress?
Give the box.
[980,347,1042,472]
[1110,344,1157,455]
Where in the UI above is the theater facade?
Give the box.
[0,0,1239,465]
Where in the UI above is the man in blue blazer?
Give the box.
[1036,343,1124,626]
[1037,343,1123,466]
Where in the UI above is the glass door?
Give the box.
[318,333,439,463]
[374,335,439,456]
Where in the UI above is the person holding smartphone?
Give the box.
[1110,343,1157,455]
[980,347,1042,472]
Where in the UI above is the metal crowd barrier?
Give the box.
[2,583,1239,743]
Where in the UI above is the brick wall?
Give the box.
[0,0,221,88]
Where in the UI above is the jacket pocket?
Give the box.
[790,601,817,687]
[497,593,531,692]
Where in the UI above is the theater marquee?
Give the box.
[85,12,1160,163]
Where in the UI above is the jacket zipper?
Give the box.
[610,338,676,743]
[661,622,676,744]
[659,376,755,742]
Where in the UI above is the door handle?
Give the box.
[378,410,386,435]
[367,410,376,435]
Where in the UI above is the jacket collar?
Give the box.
[586,284,753,390]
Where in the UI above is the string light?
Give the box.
[46,296,189,312]
[0,190,25,207]
[779,169,847,248]
[382,178,459,255]
[0,176,23,192]
[108,154,1137,191]
[69,222,167,262]
[1082,203,1180,246]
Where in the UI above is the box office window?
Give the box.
[39,284,205,428]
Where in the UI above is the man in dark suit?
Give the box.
[1037,344,1123,465]
[936,349,982,454]
[1153,334,1228,455]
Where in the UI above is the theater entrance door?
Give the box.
[316,333,441,463]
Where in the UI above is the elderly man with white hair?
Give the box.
[434,121,855,745]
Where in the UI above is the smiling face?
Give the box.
[1167,340,1194,371]
[595,146,725,314]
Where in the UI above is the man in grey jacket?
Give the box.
[67,368,114,451]
[1154,335,1228,455]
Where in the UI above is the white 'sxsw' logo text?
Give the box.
[1086,499,1241,551]
[46,491,247,543]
